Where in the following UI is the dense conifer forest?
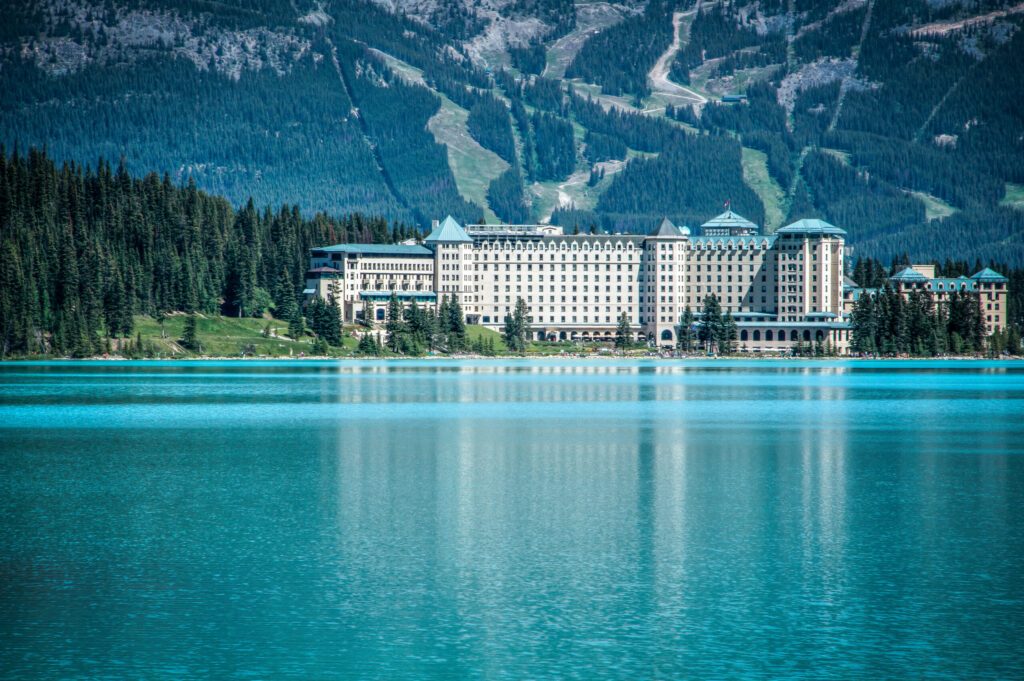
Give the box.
[1,0,1023,267]
[0,148,410,357]
[566,0,675,102]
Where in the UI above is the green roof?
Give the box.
[776,218,846,236]
[970,267,1007,282]
[425,215,473,243]
[890,267,928,281]
[701,210,757,231]
[316,244,432,257]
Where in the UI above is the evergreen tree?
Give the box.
[678,306,696,352]
[357,332,379,355]
[181,314,200,352]
[851,293,878,354]
[503,297,532,352]
[288,311,305,341]
[699,295,724,353]
[615,312,632,351]
[721,311,738,355]
[385,293,405,352]
[446,296,467,351]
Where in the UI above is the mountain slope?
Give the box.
[1,0,1022,263]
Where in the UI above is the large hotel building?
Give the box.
[305,213,1008,353]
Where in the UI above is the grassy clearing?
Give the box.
[570,81,642,113]
[1001,183,1024,210]
[372,49,507,222]
[741,147,787,232]
[428,98,508,222]
[819,147,852,165]
[909,190,958,221]
[466,324,508,352]
[129,314,358,358]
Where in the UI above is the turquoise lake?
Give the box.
[1,359,1023,679]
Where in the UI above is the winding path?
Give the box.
[648,10,708,106]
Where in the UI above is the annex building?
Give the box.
[306,211,860,353]
[843,264,1009,336]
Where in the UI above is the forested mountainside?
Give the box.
[0,148,411,356]
[1,0,1023,265]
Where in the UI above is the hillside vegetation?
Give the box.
[1,0,1023,263]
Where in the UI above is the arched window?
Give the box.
[766,330,773,341]
[816,330,824,342]
[790,329,798,341]
[740,330,748,341]
[661,329,674,341]
[376,308,386,321]
[753,330,761,341]
[803,330,811,342]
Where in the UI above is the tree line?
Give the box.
[848,285,1011,356]
[0,147,409,357]
[365,293,501,356]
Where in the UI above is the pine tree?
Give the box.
[851,293,878,354]
[678,306,696,352]
[357,332,379,355]
[181,314,200,352]
[447,296,467,351]
[721,311,738,355]
[385,293,405,352]
[699,295,723,353]
[615,312,632,350]
[503,297,532,352]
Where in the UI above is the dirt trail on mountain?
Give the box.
[910,2,1024,36]
[648,10,707,106]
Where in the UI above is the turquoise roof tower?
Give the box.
[890,267,929,282]
[776,218,847,236]
[701,210,757,234]
[425,216,473,244]
[970,267,1008,282]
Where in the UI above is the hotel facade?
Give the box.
[305,213,1008,353]
[306,212,859,352]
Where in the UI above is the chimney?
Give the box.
[431,219,439,231]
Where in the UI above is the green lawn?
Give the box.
[115,317,646,359]
[129,314,358,358]
[466,324,508,352]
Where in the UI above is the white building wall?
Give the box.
[308,224,855,350]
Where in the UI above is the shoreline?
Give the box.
[2,354,1020,362]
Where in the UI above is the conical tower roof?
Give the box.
[425,216,473,243]
[649,217,686,237]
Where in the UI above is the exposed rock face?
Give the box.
[777,57,866,113]
[16,1,311,79]
[464,15,551,64]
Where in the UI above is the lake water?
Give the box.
[1,360,1023,679]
